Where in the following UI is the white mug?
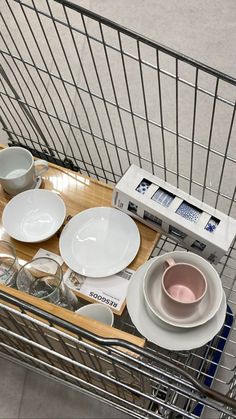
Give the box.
[76,303,114,326]
[0,147,49,195]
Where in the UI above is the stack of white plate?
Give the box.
[126,251,226,351]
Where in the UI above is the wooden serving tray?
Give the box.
[0,283,145,353]
[0,145,160,345]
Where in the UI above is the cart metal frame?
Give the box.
[0,1,236,417]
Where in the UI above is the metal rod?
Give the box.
[0,290,235,411]
[52,0,236,86]
[0,64,54,156]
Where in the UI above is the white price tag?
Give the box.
[63,268,134,312]
[80,286,120,310]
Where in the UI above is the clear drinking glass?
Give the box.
[16,257,78,310]
[0,240,19,287]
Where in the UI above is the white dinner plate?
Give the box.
[143,252,223,328]
[59,207,140,277]
[126,257,227,351]
[2,189,66,243]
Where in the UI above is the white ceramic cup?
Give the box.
[76,303,114,326]
[0,147,48,195]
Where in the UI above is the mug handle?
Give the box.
[164,257,176,270]
[34,159,49,177]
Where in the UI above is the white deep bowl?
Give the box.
[76,303,114,326]
[2,189,66,243]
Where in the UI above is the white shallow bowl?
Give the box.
[2,189,66,243]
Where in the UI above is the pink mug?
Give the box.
[161,258,207,317]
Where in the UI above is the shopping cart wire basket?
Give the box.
[0,0,236,417]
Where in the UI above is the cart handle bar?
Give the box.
[0,290,235,411]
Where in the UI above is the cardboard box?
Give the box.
[112,165,236,264]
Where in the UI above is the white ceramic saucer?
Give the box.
[59,207,140,277]
[126,258,227,351]
[143,252,223,328]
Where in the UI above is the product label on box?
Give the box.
[63,268,134,311]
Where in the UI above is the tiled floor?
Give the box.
[0,358,131,418]
[1,0,236,418]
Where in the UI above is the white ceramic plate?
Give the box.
[59,207,140,277]
[2,189,66,243]
[126,257,227,351]
[143,252,223,328]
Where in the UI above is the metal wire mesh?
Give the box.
[0,0,236,418]
[1,0,236,214]
[0,291,235,419]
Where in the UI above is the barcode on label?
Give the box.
[117,270,132,280]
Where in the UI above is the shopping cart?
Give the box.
[0,0,236,417]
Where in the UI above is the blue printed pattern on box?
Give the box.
[205,217,220,233]
[176,201,202,222]
[152,188,175,207]
[136,179,151,194]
